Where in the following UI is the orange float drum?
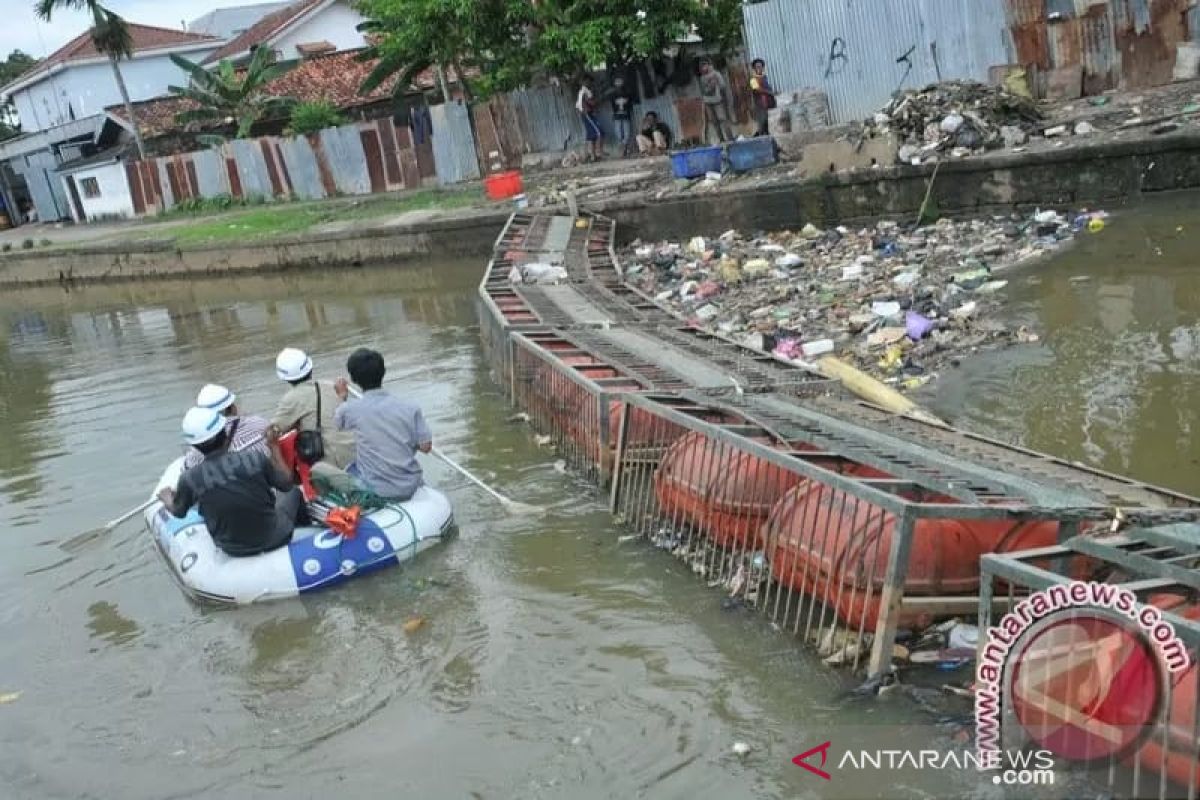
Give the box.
[765,482,1061,631]
[653,433,889,550]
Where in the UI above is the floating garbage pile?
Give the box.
[623,210,1109,389]
[864,80,1044,164]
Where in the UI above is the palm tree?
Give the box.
[168,46,297,144]
[34,0,146,158]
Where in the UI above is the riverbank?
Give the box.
[2,125,1200,286]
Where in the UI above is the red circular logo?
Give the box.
[1008,612,1163,762]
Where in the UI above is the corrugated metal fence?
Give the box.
[742,0,1015,122]
[124,110,473,214]
[744,0,1198,123]
[1008,0,1196,93]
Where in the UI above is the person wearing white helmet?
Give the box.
[271,348,355,469]
[182,383,271,470]
[159,407,303,558]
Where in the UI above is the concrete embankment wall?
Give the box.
[3,132,1199,287]
[0,209,512,287]
[597,131,1200,243]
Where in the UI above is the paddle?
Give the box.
[429,446,543,515]
[60,497,156,552]
[344,385,543,515]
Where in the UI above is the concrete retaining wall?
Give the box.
[0,209,512,287]
[595,131,1200,243]
[3,132,1199,287]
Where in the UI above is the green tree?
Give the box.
[286,99,345,136]
[0,50,39,140]
[34,1,146,158]
[168,46,297,143]
[356,0,741,100]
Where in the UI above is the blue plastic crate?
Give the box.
[728,137,778,173]
[670,146,723,179]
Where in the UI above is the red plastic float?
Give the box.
[653,432,889,549]
[764,483,1063,631]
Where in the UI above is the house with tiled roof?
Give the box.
[201,0,369,67]
[0,24,222,134]
[0,24,221,225]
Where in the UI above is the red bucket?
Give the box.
[484,171,524,200]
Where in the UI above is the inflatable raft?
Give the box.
[144,457,455,605]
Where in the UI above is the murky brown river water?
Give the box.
[1,194,1196,800]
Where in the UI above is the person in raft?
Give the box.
[271,347,355,469]
[159,407,304,557]
[331,347,432,501]
[183,383,270,470]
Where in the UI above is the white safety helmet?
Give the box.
[276,347,313,382]
[181,406,226,446]
[196,383,236,413]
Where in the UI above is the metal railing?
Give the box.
[606,391,1069,676]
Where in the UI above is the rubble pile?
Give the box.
[623,210,1107,390]
[865,81,1044,163]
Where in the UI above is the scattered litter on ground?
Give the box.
[864,80,1043,163]
[623,208,1097,389]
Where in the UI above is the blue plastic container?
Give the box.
[727,137,778,173]
[669,146,724,179]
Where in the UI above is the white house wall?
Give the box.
[10,47,218,133]
[273,1,367,59]
[63,162,135,221]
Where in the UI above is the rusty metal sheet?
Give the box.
[1080,3,1118,93]
[1116,0,1189,87]
[125,162,145,215]
[1008,0,1048,26]
[259,139,283,196]
[399,147,420,189]
[1012,21,1052,67]
[273,141,294,195]
[225,157,242,198]
[727,62,753,125]
[1048,18,1084,66]
[359,127,387,194]
[674,97,705,145]
[472,103,505,171]
[376,119,402,187]
[415,140,435,180]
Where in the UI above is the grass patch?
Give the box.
[157,188,480,247]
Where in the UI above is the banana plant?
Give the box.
[168,45,298,145]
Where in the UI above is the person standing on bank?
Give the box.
[699,58,733,144]
[576,74,604,161]
[610,76,636,156]
[333,348,432,502]
[749,58,776,137]
[271,348,355,470]
[160,407,303,558]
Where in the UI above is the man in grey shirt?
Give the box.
[699,58,733,144]
[333,348,432,500]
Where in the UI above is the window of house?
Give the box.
[80,177,101,198]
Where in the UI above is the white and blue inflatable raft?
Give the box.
[144,458,455,605]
